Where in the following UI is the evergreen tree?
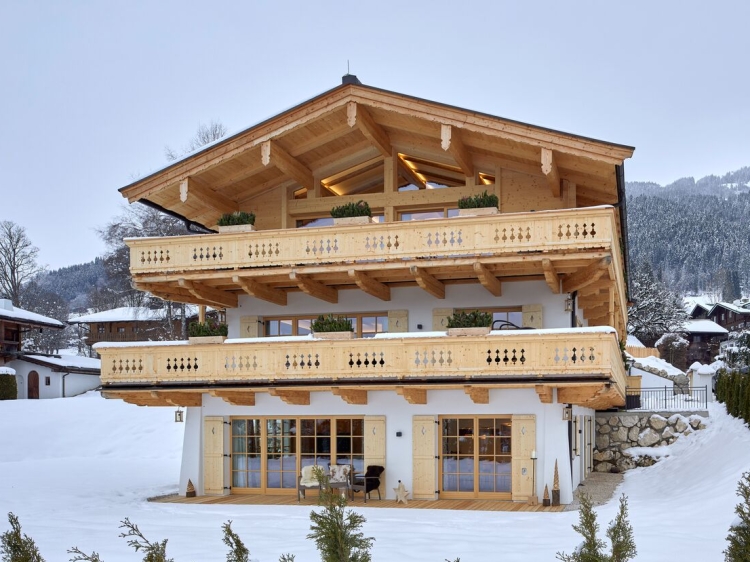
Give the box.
[725,471,750,562]
[222,521,249,562]
[607,495,637,562]
[1,512,45,562]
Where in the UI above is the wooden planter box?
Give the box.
[217,224,256,233]
[447,327,491,337]
[312,331,355,340]
[458,207,499,217]
[333,216,374,226]
[188,336,227,344]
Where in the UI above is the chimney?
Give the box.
[341,74,362,85]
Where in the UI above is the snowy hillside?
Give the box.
[0,394,749,561]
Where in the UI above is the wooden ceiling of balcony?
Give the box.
[119,81,634,230]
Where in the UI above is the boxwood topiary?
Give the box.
[0,374,17,400]
[446,310,493,329]
[311,314,353,333]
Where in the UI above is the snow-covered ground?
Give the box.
[1,393,749,561]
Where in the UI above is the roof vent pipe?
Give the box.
[341,74,361,85]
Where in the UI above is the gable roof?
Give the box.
[15,354,101,376]
[683,319,729,335]
[0,300,65,330]
[708,301,750,316]
[70,305,201,324]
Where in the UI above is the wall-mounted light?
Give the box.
[174,408,184,423]
[564,294,574,312]
[562,404,573,421]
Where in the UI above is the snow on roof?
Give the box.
[0,367,15,376]
[683,319,729,334]
[683,295,714,313]
[632,355,685,377]
[0,299,64,328]
[19,354,101,372]
[626,334,645,347]
[70,305,201,324]
[710,301,750,315]
[697,364,715,375]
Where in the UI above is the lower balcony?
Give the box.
[98,328,626,410]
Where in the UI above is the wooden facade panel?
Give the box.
[501,170,566,213]
[203,416,225,495]
[364,415,386,497]
[387,310,408,333]
[412,415,437,500]
[511,414,535,502]
[522,304,543,329]
[432,308,453,331]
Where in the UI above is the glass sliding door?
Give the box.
[266,418,298,489]
[231,418,262,489]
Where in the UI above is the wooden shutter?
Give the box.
[511,414,536,501]
[364,416,386,496]
[412,415,437,500]
[387,310,408,333]
[203,416,225,495]
[240,316,260,338]
[584,415,593,478]
[522,304,543,328]
[432,308,453,331]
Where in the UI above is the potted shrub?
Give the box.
[330,200,373,226]
[311,314,355,340]
[446,310,492,336]
[188,320,229,344]
[457,190,499,217]
[216,211,256,233]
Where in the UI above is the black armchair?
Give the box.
[349,465,384,503]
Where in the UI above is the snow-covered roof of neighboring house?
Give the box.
[14,354,101,375]
[70,305,202,324]
[626,334,645,347]
[683,319,729,335]
[0,299,65,329]
[684,296,714,316]
[707,301,750,316]
[632,355,685,378]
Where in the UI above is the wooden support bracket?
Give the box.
[396,386,427,405]
[464,385,489,404]
[177,279,238,308]
[541,259,561,294]
[331,388,368,405]
[473,262,502,297]
[150,391,202,407]
[440,124,474,178]
[347,102,392,157]
[179,177,237,216]
[561,257,611,294]
[269,389,310,405]
[209,390,256,406]
[541,147,562,197]
[233,275,287,306]
[261,139,314,190]
[348,270,390,301]
[409,266,445,299]
[535,385,554,404]
[289,270,338,303]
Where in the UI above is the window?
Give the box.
[97,326,105,334]
[455,307,522,328]
[264,313,388,338]
[117,327,126,334]
[44,376,51,386]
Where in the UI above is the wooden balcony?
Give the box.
[98,328,626,409]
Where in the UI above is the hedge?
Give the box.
[716,369,750,425]
[0,375,17,400]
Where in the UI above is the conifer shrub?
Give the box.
[330,200,371,218]
[724,471,750,562]
[457,190,498,209]
[0,513,45,562]
[188,321,228,338]
[311,314,353,333]
[445,310,492,329]
[217,211,255,226]
[0,375,17,400]
[716,368,750,426]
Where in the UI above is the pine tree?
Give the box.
[607,495,637,562]
[0,512,45,562]
[557,493,606,561]
[118,518,173,562]
[725,471,750,561]
[222,521,249,562]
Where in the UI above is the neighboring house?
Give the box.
[684,296,714,320]
[96,76,634,505]
[0,298,65,367]
[682,319,728,364]
[707,300,750,332]
[7,354,101,399]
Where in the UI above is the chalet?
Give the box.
[95,76,634,505]
[707,300,750,332]
[682,319,728,365]
[7,354,101,399]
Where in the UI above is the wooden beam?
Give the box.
[331,388,368,405]
[289,271,338,303]
[209,390,256,406]
[398,156,427,189]
[269,389,310,405]
[261,140,314,190]
[177,279,238,308]
[464,385,489,404]
[578,280,613,297]
[583,304,608,320]
[541,259,561,294]
[102,390,168,406]
[473,262,502,297]
[179,177,237,216]
[348,270,390,301]
[150,391,202,407]
[347,102,392,157]
[541,148,561,197]
[561,257,611,294]
[440,124,474,178]
[535,385,554,404]
[233,275,287,306]
[409,266,445,299]
[557,384,605,405]
[396,387,427,405]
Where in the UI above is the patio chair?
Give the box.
[297,465,322,502]
[327,463,352,496]
[349,465,384,503]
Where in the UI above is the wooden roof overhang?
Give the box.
[119,80,634,231]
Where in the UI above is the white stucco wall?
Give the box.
[6,359,100,399]
[181,388,592,504]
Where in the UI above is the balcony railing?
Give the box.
[625,386,708,411]
[127,207,619,275]
[97,328,627,396]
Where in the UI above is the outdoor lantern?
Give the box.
[562,404,573,421]
[564,294,574,312]
[174,408,184,423]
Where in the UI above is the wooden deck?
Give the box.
[149,493,565,513]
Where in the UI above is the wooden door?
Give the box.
[27,371,39,399]
[511,414,536,501]
[364,416,386,496]
[203,416,225,495]
[412,415,437,500]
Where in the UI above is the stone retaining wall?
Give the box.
[594,411,707,473]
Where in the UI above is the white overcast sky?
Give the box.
[1,1,748,270]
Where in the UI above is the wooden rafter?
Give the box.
[348,270,390,301]
[132,282,219,308]
[440,124,474,178]
[269,389,310,405]
[261,140,314,190]
[150,391,202,407]
[177,279,237,308]
[561,257,611,294]
[578,279,613,297]
[473,262,502,297]
[209,390,256,406]
[347,102,392,157]
[557,384,606,406]
[396,386,427,404]
[409,266,445,299]
[541,259,561,294]
[233,275,287,306]
[541,148,561,197]
[179,177,237,216]
[398,155,427,188]
[535,385,553,404]
[331,388,368,405]
[464,385,489,404]
[583,304,608,320]
[289,271,338,303]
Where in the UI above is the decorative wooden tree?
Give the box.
[552,460,561,506]
[543,484,551,507]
